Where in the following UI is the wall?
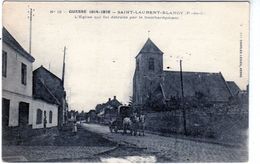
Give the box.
[33,67,64,104]
[2,42,33,97]
[31,99,58,129]
[2,91,58,129]
[2,90,33,127]
[134,52,163,105]
[145,103,248,143]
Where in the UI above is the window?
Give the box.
[49,111,53,123]
[148,58,154,71]
[136,60,139,71]
[36,109,42,124]
[21,63,27,85]
[2,51,7,77]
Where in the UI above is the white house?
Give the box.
[2,27,58,130]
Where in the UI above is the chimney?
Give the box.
[114,96,116,100]
[108,98,111,101]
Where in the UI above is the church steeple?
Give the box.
[133,38,164,105]
[139,38,163,54]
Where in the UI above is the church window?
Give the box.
[149,58,154,71]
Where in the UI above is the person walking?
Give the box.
[139,111,145,136]
[72,121,77,135]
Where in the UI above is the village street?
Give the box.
[2,122,248,162]
[81,123,248,163]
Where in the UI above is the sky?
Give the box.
[3,2,249,112]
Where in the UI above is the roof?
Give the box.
[95,97,122,115]
[37,79,61,105]
[227,81,241,96]
[161,71,232,102]
[2,27,35,62]
[33,66,65,105]
[33,66,62,83]
[106,98,122,108]
[137,38,163,56]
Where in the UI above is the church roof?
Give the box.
[138,38,163,55]
[227,81,241,96]
[161,71,232,102]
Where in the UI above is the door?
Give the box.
[18,102,29,126]
[2,98,10,127]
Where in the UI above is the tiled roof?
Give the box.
[161,71,232,102]
[2,27,35,62]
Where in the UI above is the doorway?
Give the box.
[18,102,29,127]
[2,98,10,127]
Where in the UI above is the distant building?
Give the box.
[87,110,97,123]
[133,38,236,110]
[96,96,122,124]
[2,27,58,130]
[33,66,67,128]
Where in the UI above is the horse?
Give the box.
[131,115,139,136]
[122,115,139,136]
[138,114,145,136]
[122,117,133,135]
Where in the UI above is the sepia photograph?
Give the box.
[2,1,249,162]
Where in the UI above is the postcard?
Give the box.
[2,1,249,162]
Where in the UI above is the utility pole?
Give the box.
[62,46,66,87]
[180,60,187,135]
[28,7,34,55]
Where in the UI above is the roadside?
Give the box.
[2,124,159,162]
[2,125,117,162]
[81,123,248,162]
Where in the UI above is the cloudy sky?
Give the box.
[3,2,249,112]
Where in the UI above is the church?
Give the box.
[133,38,238,110]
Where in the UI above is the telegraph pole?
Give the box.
[62,46,66,87]
[28,7,34,55]
[180,60,187,135]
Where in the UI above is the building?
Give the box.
[96,96,122,124]
[227,81,241,96]
[133,38,236,110]
[33,66,67,128]
[87,110,97,123]
[2,27,58,131]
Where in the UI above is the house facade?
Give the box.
[2,27,58,130]
[33,66,67,128]
[133,38,235,110]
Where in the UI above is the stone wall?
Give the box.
[145,103,248,143]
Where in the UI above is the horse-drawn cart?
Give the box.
[109,105,132,133]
